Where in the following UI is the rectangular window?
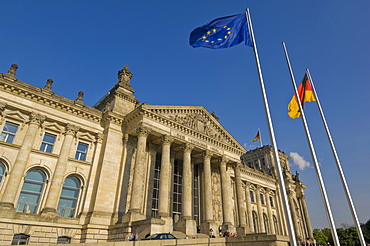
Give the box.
[193,164,199,225]
[260,193,265,205]
[172,159,182,223]
[0,122,19,143]
[151,153,161,217]
[75,142,88,161]
[269,196,274,207]
[250,190,255,202]
[40,133,56,153]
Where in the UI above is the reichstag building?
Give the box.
[0,64,313,245]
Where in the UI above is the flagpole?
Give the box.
[246,9,297,246]
[307,69,366,246]
[258,128,263,147]
[282,42,340,246]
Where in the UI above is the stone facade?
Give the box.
[0,64,312,245]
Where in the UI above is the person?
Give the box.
[128,234,134,241]
[209,228,215,238]
[184,235,188,239]
[134,233,139,241]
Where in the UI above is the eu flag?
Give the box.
[190,13,253,49]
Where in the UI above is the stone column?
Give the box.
[234,163,247,235]
[266,189,275,234]
[0,112,44,213]
[201,150,214,233]
[128,127,150,215]
[177,143,196,235]
[42,124,79,216]
[245,182,254,233]
[288,190,300,238]
[256,185,265,233]
[300,195,313,239]
[181,143,194,219]
[157,135,173,217]
[219,157,234,229]
[275,183,288,235]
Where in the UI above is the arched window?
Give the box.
[252,211,259,233]
[0,161,5,184]
[57,176,81,217]
[273,215,279,235]
[11,233,29,245]
[16,169,46,214]
[57,236,71,244]
[263,213,269,233]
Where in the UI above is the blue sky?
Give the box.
[1,1,369,230]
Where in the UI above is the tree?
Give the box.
[361,219,370,244]
[313,228,328,246]
[321,228,333,246]
[337,227,360,246]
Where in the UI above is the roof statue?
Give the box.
[6,64,18,78]
[118,65,133,85]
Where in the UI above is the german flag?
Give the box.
[288,73,316,119]
[251,130,260,142]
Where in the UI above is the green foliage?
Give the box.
[313,228,328,245]
[313,220,370,246]
[361,219,370,243]
[336,227,360,246]
[322,228,333,246]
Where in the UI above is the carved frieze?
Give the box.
[168,113,226,143]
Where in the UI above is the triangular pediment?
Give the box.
[141,105,245,153]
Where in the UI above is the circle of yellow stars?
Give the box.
[201,26,232,44]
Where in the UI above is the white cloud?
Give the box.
[289,152,311,170]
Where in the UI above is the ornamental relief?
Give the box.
[168,113,226,142]
[211,166,222,225]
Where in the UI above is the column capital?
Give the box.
[123,133,129,144]
[65,124,80,136]
[202,150,213,160]
[161,135,174,145]
[96,132,104,143]
[217,156,228,165]
[136,126,151,137]
[181,143,194,153]
[28,112,45,126]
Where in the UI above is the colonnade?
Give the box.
[122,127,292,236]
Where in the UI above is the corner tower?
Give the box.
[94,65,139,116]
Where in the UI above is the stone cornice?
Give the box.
[124,105,246,156]
[0,76,102,123]
[239,165,277,185]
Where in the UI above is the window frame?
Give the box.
[0,121,19,143]
[269,196,274,207]
[57,176,81,218]
[260,193,265,205]
[16,169,46,214]
[57,236,71,244]
[40,132,57,153]
[75,142,88,161]
[250,190,255,202]
[11,233,30,245]
[0,161,6,185]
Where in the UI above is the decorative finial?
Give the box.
[74,91,85,105]
[76,91,84,101]
[6,64,18,77]
[44,78,53,90]
[211,111,219,121]
[118,65,133,84]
